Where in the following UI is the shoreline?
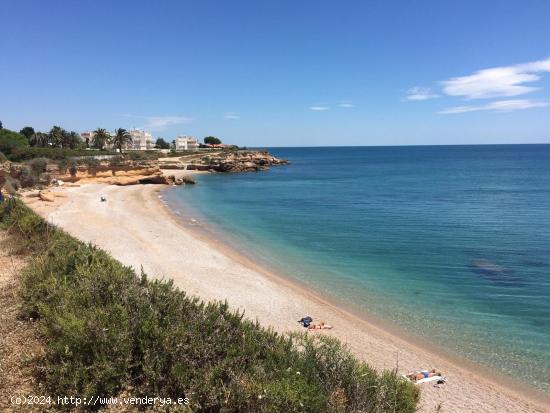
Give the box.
[24,182,550,413]
[157,185,550,410]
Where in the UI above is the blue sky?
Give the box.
[1,0,550,146]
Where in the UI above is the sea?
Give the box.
[164,145,550,393]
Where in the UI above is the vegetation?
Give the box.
[28,157,49,176]
[92,128,111,150]
[126,150,159,160]
[7,147,116,162]
[110,128,131,153]
[204,136,222,145]
[19,126,35,140]
[28,131,49,147]
[0,202,419,412]
[155,137,170,149]
[0,128,29,155]
[68,160,78,176]
[108,155,124,168]
[56,158,69,174]
[82,157,101,174]
[42,126,82,149]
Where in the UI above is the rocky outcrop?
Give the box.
[195,150,288,173]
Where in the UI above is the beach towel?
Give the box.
[415,375,444,385]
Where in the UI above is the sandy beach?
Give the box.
[24,182,550,413]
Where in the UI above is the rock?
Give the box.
[137,174,173,185]
[159,164,187,169]
[196,150,288,173]
[180,176,196,184]
[38,190,55,202]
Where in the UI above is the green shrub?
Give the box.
[83,157,101,174]
[126,150,159,161]
[0,202,419,412]
[57,158,69,174]
[68,160,78,176]
[7,146,117,162]
[28,157,49,176]
[18,166,37,187]
[0,128,28,155]
[0,151,7,163]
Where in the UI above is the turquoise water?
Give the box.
[165,145,550,392]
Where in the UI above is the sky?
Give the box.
[1,0,550,147]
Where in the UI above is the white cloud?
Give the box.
[439,99,549,114]
[440,57,550,100]
[337,102,354,108]
[121,114,192,130]
[223,112,240,119]
[309,106,329,111]
[405,87,439,101]
[144,116,192,129]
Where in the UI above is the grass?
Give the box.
[0,201,419,412]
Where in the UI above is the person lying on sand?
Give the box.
[407,369,442,381]
[307,321,333,330]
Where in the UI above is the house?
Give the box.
[174,136,199,151]
[126,129,154,150]
[80,131,96,147]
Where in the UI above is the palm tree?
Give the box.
[29,132,49,147]
[49,126,64,148]
[111,128,132,153]
[92,128,111,150]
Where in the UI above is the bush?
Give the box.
[18,166,37,187]
[0,128,28,155]
[7,146,117,162]
[68,160,78,177]
[1,202,419,412]
[126,150,159,161]
[0,151,7,163]
[57,158,69,174]
[28,157,49,176]
[83,157,101,174]
[109,155,124,168]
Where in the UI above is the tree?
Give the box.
[0,121,3,129]
[204,136,221,145]
[49,126,64,147]
[20,126,35,141]
[66,131,82,149]
[92,128,111,150]
[155,137,170,149]
[111,128,132,153]
[29,132,49,147]
[48,126,81,149]
[0,128,29,154]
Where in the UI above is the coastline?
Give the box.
[24,182,550,413]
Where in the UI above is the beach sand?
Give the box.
[24,182,550,413]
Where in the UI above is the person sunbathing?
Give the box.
[307,321,333,330]
[407,369,442,381]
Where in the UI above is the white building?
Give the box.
[174,135,199,151]
[126,128,154,150]
[80,131,96,147]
